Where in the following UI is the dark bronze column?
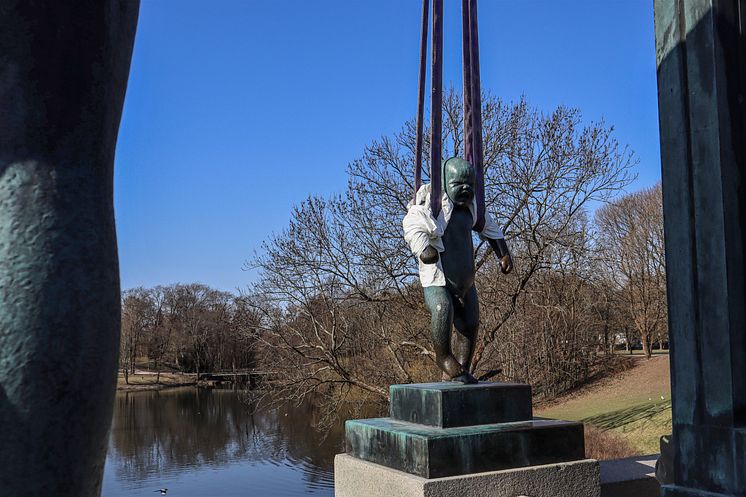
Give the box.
[0,1,139,495]
[654,1,745,495]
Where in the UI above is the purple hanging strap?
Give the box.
[414,0,429,200]
[463,0,486,232]
[430,0,444,219]
[461,0,474,166]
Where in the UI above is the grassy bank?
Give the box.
[537,355,672,456]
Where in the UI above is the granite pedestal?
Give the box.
[335,454,600,497]
[336,382,596,496]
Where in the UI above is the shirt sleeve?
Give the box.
[479,210,505,240]
[403,205,434,257]
[402,184,445,256]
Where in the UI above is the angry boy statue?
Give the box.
[403,157,513,384]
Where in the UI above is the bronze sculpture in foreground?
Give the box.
[404,157,513,383]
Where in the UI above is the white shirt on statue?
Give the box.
[402,183,505,288]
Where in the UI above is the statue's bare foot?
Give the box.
[451,371,478,384]
[437,354,465,378]
[437,354,477,383]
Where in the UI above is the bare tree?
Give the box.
[247,91,636,406]
[595,183,667,359]
[474,212,610,397]
[348,90,636,374]
[120,284,259,381]
[120,288,155,383]
[165,284,236,377]
[246,197,433,409]
[145,286,168,383]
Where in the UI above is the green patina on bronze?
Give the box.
[421,158,513,383]
[345,416,585,478]
[0,2,139,496]
[654,1,746,495]
[389,381,532,428]
[346,381,584,479]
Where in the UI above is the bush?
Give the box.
[584,425,637,460]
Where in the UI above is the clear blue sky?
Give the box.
[115,0,661,293]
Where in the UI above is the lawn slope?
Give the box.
[537,355,672,455]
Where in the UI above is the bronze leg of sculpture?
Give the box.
[452,285,479,371]
[423,286,464,378]
[0,1,139,495]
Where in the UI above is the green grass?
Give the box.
[581,400,672,454]
[536,356,672,455]
[539,388,670,421]
[542,399,672,456]
[582,400,671,430]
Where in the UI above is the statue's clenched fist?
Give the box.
[499,254,513,274]
[420,246,440,264]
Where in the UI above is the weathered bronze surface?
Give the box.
[345,416,584,479]
[345,392,585,478]
[390,381,532,428]
[0,1,139,495]
[654,1,746,496]
[345,382,584,479]
[421,158,512,382]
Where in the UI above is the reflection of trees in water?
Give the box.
[108,389,355,488]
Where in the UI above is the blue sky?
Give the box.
[115,0,661,292]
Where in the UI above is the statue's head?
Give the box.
[443,157,475,207]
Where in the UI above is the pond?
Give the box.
[102,388,354,497]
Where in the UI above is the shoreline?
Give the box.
[116,371,198,392]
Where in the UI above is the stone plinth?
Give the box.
[390,382,532,427]
[335,454,601,497]
[343,381,586,483]
[346,417,584,478]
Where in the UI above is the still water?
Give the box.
[102,388,350,497]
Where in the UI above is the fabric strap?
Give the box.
[463,0,486,232]
[413,0,485,230]
[413,0,429,200]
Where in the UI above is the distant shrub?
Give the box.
[584,426,637,460]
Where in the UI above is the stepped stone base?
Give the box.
[346,417,585,478]
[341,381,589,493]
[334,453,601,497]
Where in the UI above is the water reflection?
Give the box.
[103,388,351,497]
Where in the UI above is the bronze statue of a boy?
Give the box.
[404,157,513,383]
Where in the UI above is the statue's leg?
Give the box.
[423,286,463,378]
[453,285,479,371]
[0,2,139,496]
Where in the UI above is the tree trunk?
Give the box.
[642,333,652,359]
